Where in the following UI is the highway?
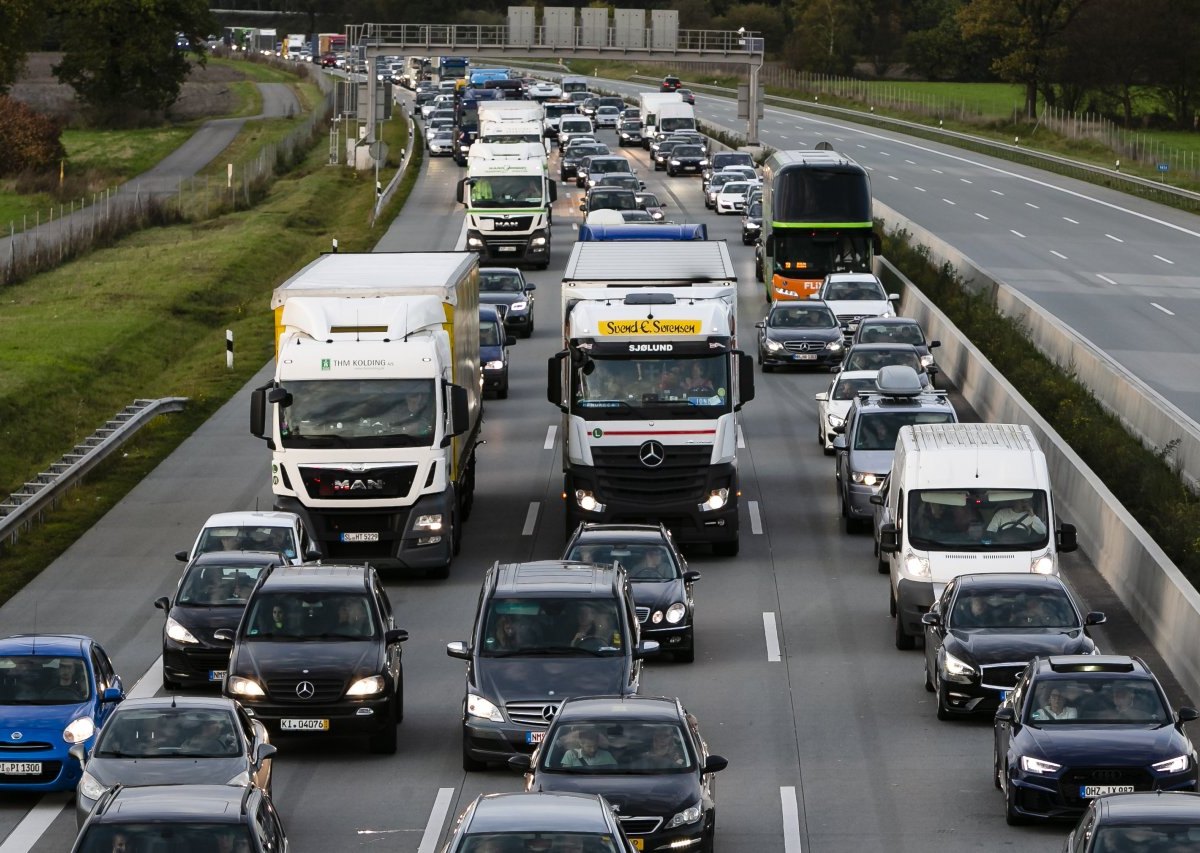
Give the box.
[0,97,1193,853]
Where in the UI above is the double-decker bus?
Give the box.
[758,149,880,301]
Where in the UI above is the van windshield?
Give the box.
[907,489,1050,551]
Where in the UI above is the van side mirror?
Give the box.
[995,707,1017,725]
[887,293,900,302]
[508,754,532,772]
[102,687,124,703]
[879,522,899,554]
[449,384,470,435]
[1056,523,1078,553]
[1177,707,1199,725]
[832,435,847,449]
[305,549,323,561]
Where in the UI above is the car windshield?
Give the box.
[674,146,703,157]
[542,721,694,773]
[844,348,922,374]
[826,279,886,300]
[571,354,732,420]
[832,376,877,401]
[1028,677,1170,725]
[859,322,925,346]
[177,563,268,606]
[747,201,762,218]
[243,592,377,640]
[852,411,956,451]
[78,825,254,853]
[481,598,624,657]
[480,322,503,347]
[600,176,640,191]
[462,834,622,853]
[768,305,836,329]
[0,655,90,704]
[1091,826,1200,850]
[949,587,1080,630]
[907,489,1051,550]
[565,543,677,581]
[568,146,606,160]
[278,378,437,449]
[94,708,241,759]
[714,153,754,170]
[636,193,661,207]
[621,211,654,222]
[621,120,643,129]
[196,525,295,560]
[480,271,525,292]
[720,182,752,197]
[589,160,630,175]
[587,191,637,211]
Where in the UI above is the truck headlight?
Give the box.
[764,339,784,353]
[850,471,878,486]
[575,490,605,512]
[700,488,729,512]
[165,616,199,645]
[63,717,96,744]
[415,514,444,531]
[228,676,265,698]
[1020,756,1061,775]
[346,675,386,697]
[467,236,483,248]
[665,603,687,624]
[941,652,976,683]
[903,552,931,578]
[467,693,504,722]
[531,236,547,246]
[1030,554,1055,575]
[484,360,504,370]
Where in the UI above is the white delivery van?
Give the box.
[876,422,1078,650]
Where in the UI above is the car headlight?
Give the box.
[1153,755,1190,774]
[1031,554,1055,575]
[1020,756,1062,775]
[228,676,265,698]
[619,132,629,138]
[941,652,976,683]
[664,802,703,829]
[903,552,931,579]
[882,309,895,318]
[652,211,664,220]
[825,340,843,351]
[826,414,844,429]
[701,488,729,511]
[665,603,687,624]
[699,159,709,166]
[346,675,386,697]
[764,339,784,352]
[225,770,251,786]
[850,471,878,486]
[670,159,681,166]
[920,354,934,367]
[415,513,443,531]
[63,717,96,744]
[510,301,528,311]
[78,770,108,801]
[467,693,504,722]
[651,610,664,624]
[574,490,606,512]
[484,360,505,371]
[165,616,199,645]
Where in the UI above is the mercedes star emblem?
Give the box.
[541,704,559,722]
[638,440,665,468]
[295,681,316,699]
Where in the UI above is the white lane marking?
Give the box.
[1051,250,1068,260]
[781,787,803,853]
[1154,254,1175,265]
[1011,229,1027,238]
[931,168,943,174]
[942,198,956,205]
[1105,233,1123,243]
[1097,274,1117,285]
[572,223,578,231]
[857,144,866,149]
[417,788,456,853]
[778,135,789,140]
[736,425,746,449]
[991,189,1005,195]
[763,612,781,662]
[887,175,898,181]
[834,137,844,142]
[1025,202,1040,209]
[974,213,989,220]
[128,656,164,699]
[904,159,916,165]
[543,425,557,450]
[749,501,763,535]
[960,178,973,184]
[1151,302,1176,316]
[454,218,468,251]
[0,797,69,853]
[879,151,891,156]
[865,166,875,171]
[913,186,926,192]
[1063,216,1079,224]
[522,502,540,536]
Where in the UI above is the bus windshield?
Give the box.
[772,230,873,276]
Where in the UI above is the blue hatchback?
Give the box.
[0,635,124,792]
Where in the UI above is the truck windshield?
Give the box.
[278,378,437,448]
[907,489,1050,551]
[471,177,544,207]
[479,133,542,143]
[571,354,732,419]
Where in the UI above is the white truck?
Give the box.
[637,92,683,148]
[457,152,557,268]
[285,33,306,59]
[476,100,544,129]
[548,241,755,555]
[250,252,483,578]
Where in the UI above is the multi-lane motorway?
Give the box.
[0,91,1193,853]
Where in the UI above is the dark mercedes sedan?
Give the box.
[921,573,1105,720]
[666,144,707,177]
[511,696,727,853]
[1063,791,1200,852]
[994,655,1200,824]
[755,300,844,371]
[562,523,700,663]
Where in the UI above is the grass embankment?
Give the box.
[0,123,424,606]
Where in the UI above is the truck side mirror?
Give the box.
[764,234,774,254]
[250,385,269,440]
[449,384,470,435]
[872,231,882,253]
[455,178,467,205]
[735,350,755,409]
[547,351,568,411]
[878,522,900,554]
[547,180,558,203]
[1056,523,1078,553]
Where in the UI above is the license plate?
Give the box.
[793,354,817,361]
[209,670,226,682]
[341,532,379,542]
[628,839,644,851]
[1081,785,1135,798]
[0,762,42,775]
[280,719,330,731]
[498,246,518,252]
[525,731,546,745]
[999,690,1009,702]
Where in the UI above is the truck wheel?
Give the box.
[712,539,739,557]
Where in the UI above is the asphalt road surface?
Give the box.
[0,101,1191,853]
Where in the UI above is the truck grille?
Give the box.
[299,466,417,500]
[506,701,561,727]
[481,215,534,232]
[265,677,345,703]
[591,446,712,504]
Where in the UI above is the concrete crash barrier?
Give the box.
[874,200,1200,494]
[876,253,1200,705]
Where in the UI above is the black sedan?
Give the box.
[852,316,941,378]
[652,140,686,171]
[994,655,1200,824]
[742,198,762,245]
[1064,791,1200,851]
[563,523,699,662]
[73,696,276,825]
[155,551,284,690]
[755,301,844,371]
[666,144,707,177]
[560,143,608,182]
[441,791,633,853]
[512,695,727,853]
[479,266,536,338]
[839,342,931,386]
[921,573,1105,720]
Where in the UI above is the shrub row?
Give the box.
[0,97,66,176]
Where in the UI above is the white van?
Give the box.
[875,423,1078,650]
[557,116,594,151]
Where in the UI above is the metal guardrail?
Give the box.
[0,397,188,549]
[372,102,416,223]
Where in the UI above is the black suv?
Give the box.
[447,560,659,771]
[72,784,286,853]
[219,564,408,754]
